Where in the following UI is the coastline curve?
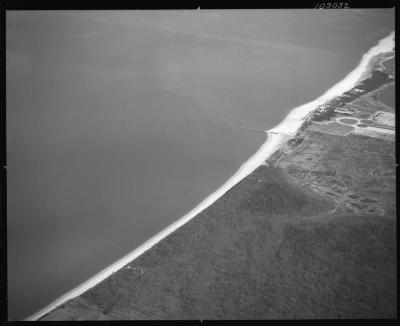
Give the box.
[26,31,395,321]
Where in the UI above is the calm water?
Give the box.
[6,10,394,320]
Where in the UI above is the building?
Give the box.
[334,108,354,115]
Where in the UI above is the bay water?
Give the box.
[6,9,394,320]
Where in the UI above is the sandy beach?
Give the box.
[26,31,395,321]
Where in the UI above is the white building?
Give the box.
[334,108,354,115]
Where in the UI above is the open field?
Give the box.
[352,127,395,140]
[332,114,395,134]
[382,57,395,76]
[307,122,353,136]
[341,81,394,116]
[372,111,395,127]
[354,112,372,119]
[378,84,395,108]
[338,118,358,125]
[330,80,395,137]
[279,130,395,216]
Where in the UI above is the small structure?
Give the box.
[334,108,354,115]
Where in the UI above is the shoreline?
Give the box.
[26,31,395,321]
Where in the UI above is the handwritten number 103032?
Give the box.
[315,3,350,8]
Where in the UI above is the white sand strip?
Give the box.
[26,31,395,321]
[269,31,395,136]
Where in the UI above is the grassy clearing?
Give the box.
[279,130,395,216]
[378,84,395,109]
[307,122,354,136]
[382,57,395,76]
[339,118,358,125]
